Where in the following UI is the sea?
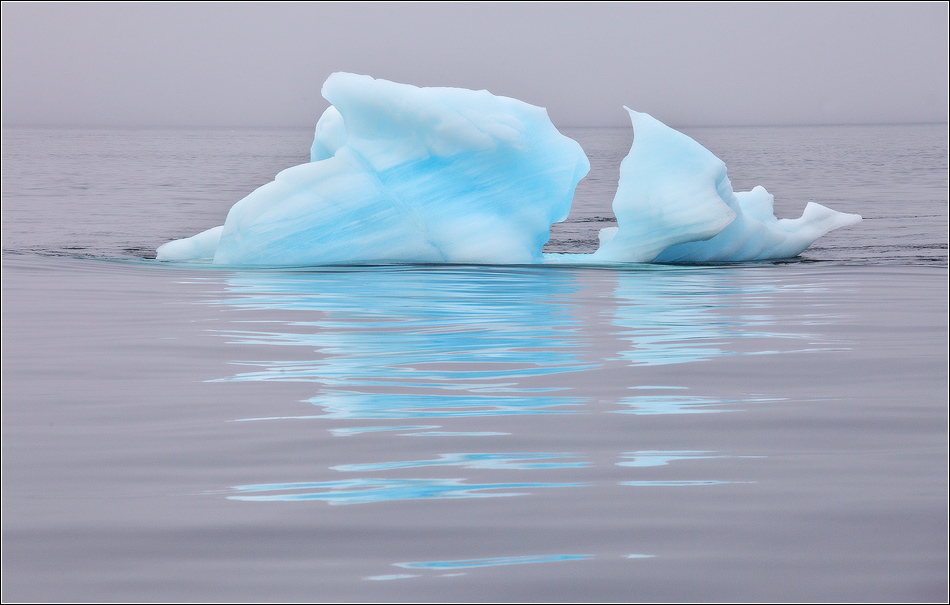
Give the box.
[2,123,947,602]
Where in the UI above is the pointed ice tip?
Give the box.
[623,107,659,131]
[623,107,642,131]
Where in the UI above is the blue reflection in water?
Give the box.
[611,269,841,366]
[617,451,730,467]
[208,267,600,420]
[233,394,582,421]
[207,267,839,423]
[210,267,593,384]
[228,478,583,505]
[332,452,588,472]
[613,394,783,415]
[616,451,761,487]
[306,392,583,419]
[203,266,835,509]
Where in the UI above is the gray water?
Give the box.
[2,124,947,602]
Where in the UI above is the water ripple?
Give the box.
[394,553,595,570]
[228,478,583,505]
[332,452,588,472]
[617,451,732,467]
[613,394,783,415]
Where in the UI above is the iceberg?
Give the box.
[157,73,860,266]
[576,108,862,264]
[159,72,589,265]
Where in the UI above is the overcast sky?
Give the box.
[2,2,947,128]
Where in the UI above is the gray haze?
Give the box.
[2,2,947,128]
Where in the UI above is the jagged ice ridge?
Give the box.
[157,73,861,266]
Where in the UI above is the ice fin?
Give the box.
[591,108,737,263]
[595,108,861,263]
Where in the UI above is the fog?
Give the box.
[2,2,947,128]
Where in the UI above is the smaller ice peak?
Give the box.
[592,108,861,263]
[591,108,738,263]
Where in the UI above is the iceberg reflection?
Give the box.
[208,266,838,422]
[332,452,588,472]
[307,392,582,419]
[210,267,597,419]
[202,266,843,510]
[228,477,582,505]
[613,394,782,415]
[617,451,731,467]
[609,269,840,366]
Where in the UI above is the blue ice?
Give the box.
[586,109,862,263]
[157,73,860,265]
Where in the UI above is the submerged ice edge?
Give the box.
[157,72,860,267]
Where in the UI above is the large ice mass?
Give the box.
[159,72,589,265]
[157,73,860,266]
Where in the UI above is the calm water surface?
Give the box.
[2,124,947,601]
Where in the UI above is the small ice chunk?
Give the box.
[592,108,861,263]
[591,108,738,263]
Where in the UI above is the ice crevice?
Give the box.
[156,72,861,266]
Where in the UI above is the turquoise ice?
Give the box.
[157,73,860,265]
[595,109,862,263]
